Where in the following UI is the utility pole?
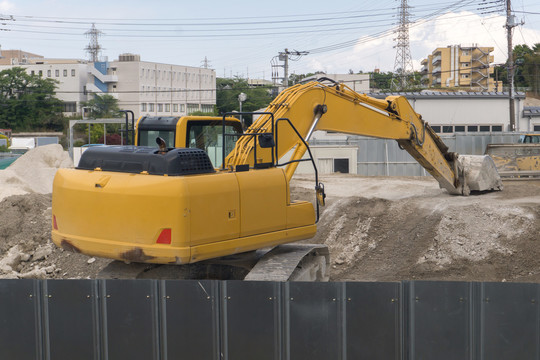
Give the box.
[506,0,523,131]
[271,49,308,88]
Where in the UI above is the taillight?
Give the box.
[156,228,171,244]
[53,215,58,230]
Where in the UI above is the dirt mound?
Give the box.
[0,144,73,201]
[0,194,109,279]
[293,175,540,282]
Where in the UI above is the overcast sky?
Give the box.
[0,0,539,79]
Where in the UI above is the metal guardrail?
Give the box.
[1,279,539,360]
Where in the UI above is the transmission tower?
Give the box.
[201,56,212,69]
[392,0,414,90]
[85,23,103,63]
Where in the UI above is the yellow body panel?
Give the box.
[52,167,316,264]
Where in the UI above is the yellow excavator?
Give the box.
[51,79,502,280]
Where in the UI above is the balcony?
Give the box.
[459,55,471,63]
[431,55,441,65]
[459,78,471,86]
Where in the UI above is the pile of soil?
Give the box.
[293,175,540,282]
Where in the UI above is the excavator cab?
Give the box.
[136,116,243,168]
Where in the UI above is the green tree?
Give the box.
[81,94,120,118]
[216,77,273,126]
[522,45,540,94]
[370,71,394,90]
[0,67,64,131]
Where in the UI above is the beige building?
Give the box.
[421,45,499,91]
[301,73,370,92]
[0,49,43,65]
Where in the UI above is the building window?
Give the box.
[149,103,155,112]
[141,103,147,112]
[165,104,170,112]
[47,70,51,77]
[38,70,43,76]
[141,68,144,78]
[63,102,77,112]
[467,126,478,132]
[180,104,185,112]
[442,125,453,133]
[454,126,465,132]
[480,125,490,132]
[31,70,35,76]
[334,158,349,174]
[201,104,214,113]
[157,103,163,112]
[55,69,59,77]
[492,125,503,132]
[173,104,178,112]
[431,125,441,133]
[63,69,67,77]
[71,69,76,76]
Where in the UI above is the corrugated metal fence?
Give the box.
[1,279,539,360]
[310,133,521,176]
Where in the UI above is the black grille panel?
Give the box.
[77,146,215,176]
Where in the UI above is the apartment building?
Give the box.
[0,50,216,118]
[421,45,499,91]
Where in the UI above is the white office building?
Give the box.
[0,50,216,119]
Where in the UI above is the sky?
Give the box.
[0,0,539,80]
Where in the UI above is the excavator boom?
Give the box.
[226,79,502,195]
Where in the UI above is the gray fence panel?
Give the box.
[345,282,401,360]
[410,281,471,360]
[161,280,219,360]
[224,281,280,360]
[2,279,540,359]
[480,282,540,360]
[313,133,528,176]
[287,282,342,360]
[45,280,98,360]
[0,279,41,360]
[103,280,159,360]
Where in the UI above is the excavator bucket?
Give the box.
[457,155,503,195]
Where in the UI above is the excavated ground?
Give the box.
[293,175,540,282]
[0,145,539,281]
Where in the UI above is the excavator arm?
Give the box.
[226,79,502,195]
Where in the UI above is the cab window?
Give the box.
[138,130,176,148]
[186,120,243,168]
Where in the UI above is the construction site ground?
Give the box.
[1,145,539,282]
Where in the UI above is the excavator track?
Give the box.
[98,244,330,281]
